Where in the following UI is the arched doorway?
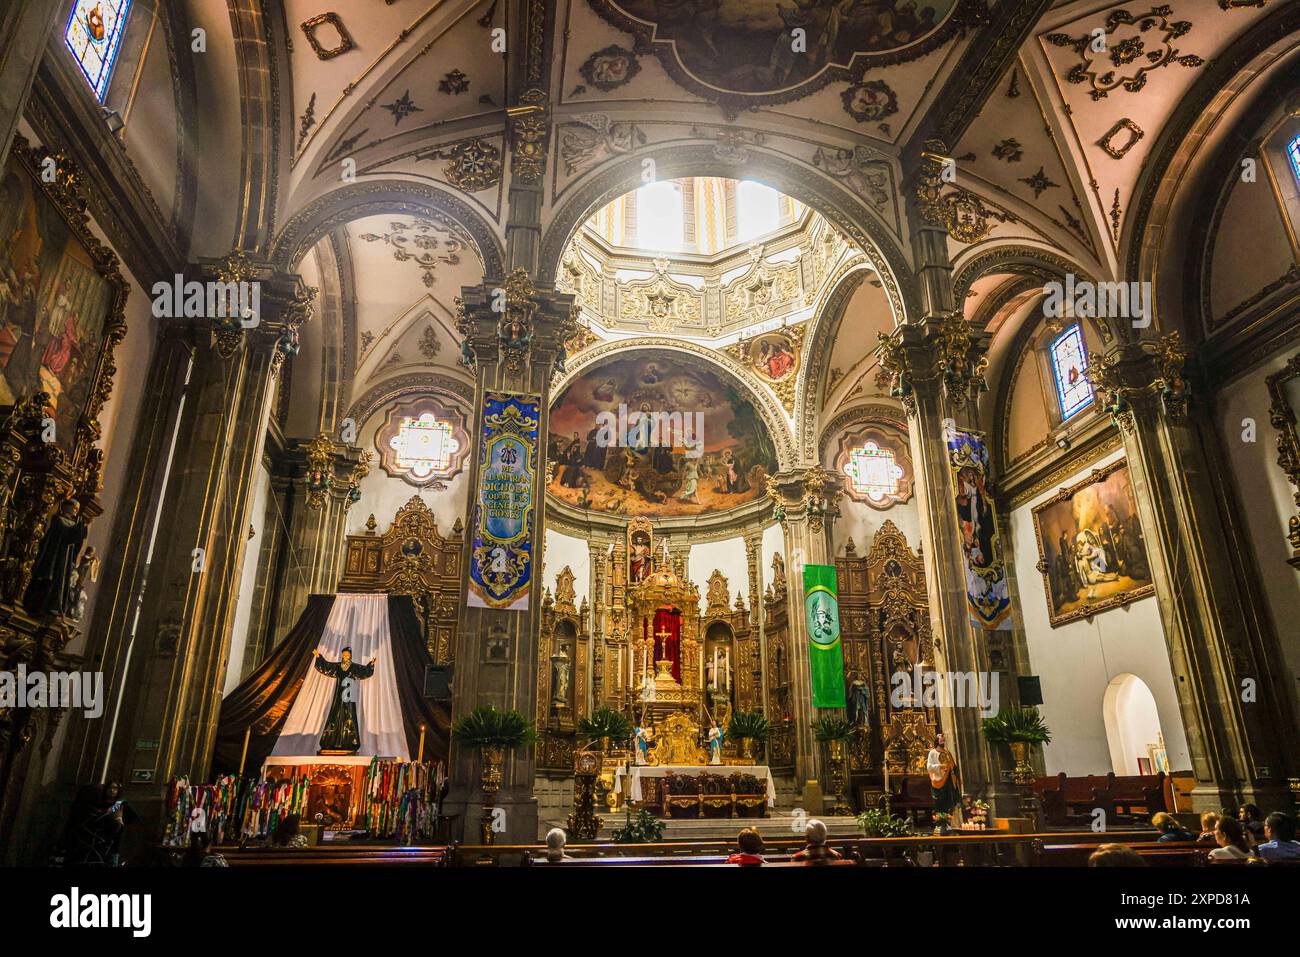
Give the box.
[1103,674,1164,776]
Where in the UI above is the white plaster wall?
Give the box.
[542,529,590,608]
[833,496,921,561]
[223,463,272,693]
[1215,354,1300,716]
[687,535,750,612]
[1009,449,1191,776]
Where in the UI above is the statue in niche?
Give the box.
[551,645,572,709]
[24,498,88,617]
[847,672,871,728]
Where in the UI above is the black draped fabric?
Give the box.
[387,595,450,761]
[213,594,451,773]
[213,595,337,773]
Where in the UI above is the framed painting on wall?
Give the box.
[0,136,126,466]
[1031,460,1155,627]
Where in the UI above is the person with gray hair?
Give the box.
[545,827,571,863]
[793,818,842,864]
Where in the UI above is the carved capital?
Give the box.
[1086,332,1192,432]
[875,313,989,415]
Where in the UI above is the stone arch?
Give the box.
[536,143,918,326]
[555,338,797,473]
[798,262,878,466]
[267,179,505,277]
[1124,2,1300,332]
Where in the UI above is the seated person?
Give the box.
[1208,817,1251,861]
[183,831,228,868]
[793,819,842,864]
[1088,844,1147,867]
[1256,812,1300,863]
[1239,804,1266,847]
[1152,812,1195,843]
[270,813,308,849]
[61,781,137,867]
[545,827,571,863]
[727,827,765,866]
[1196,811,1220,845]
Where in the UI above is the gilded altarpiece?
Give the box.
[835,522,937,778]
[337,495,463,662]
[762,557,795,771]
[701,569,754,716]
[0,137,127,812]
[536,566,590,771]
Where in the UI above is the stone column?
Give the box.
[0,0,64,161]
[767,467,840,792]
[444,270,574,845]
[1089,338,1298,810]
[267,435,365,640]
[61,259,312,820]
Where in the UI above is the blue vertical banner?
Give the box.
[468,391,540,611]
[946,427,1013,630]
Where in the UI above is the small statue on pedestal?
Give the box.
[708,722,724,766]
[634,725,652,766]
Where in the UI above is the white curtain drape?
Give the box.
[270,594,409,760]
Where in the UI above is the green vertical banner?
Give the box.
[803,564,846,708]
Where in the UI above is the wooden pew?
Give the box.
[1037,772,1168,828]
[215,844,449,867]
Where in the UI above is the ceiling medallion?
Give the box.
[835,426,913,510]
[435,137,502,192]
[381,89,424,125]
[586,0,983,115]
[1098,117,1145,159]
[840,79,899,124]
[375,396,470,487]
[1046,6,1203,101]
[578,44,642,92]
[439,69,470,95]
[301,13,355,60]
[725,325,804,413]
[1018,167,1060,198]
[357,217,470,287]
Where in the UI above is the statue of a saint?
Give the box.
[847,674,871,728]
[927,732,962,828]
[634,725,652,766]
[551,647,571,708]
[312,646,376,754]
[24,498,87,617]
[708,722,724,766]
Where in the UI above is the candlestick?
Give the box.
[238,726,251,777]
[417,725,426,763]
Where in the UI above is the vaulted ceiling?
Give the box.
[154,0,1300,442]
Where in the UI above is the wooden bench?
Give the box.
[1036,841,1205,867]
[215,844,448,867]
[1037,772,1167,828]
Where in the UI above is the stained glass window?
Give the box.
[843,441,903,502]
[1289,135,1300,185]
[65,0,133,100]
[389,413,458,478]
[1050,324,1093,420]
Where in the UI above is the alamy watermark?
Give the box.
[593,403,704,458]
[150,274,260,327]
[0,666,103,719]
[1042,273,1151,328]
[889,665,1000,718]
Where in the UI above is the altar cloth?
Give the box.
[614,765,777,807]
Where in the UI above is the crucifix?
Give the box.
[654,622,673,663]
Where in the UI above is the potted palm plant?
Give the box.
[578,707,631,755]
[451,705,537,843]
[982,705,1052,785]
[727,710,771,764]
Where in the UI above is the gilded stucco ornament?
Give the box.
[914,141,1017,244]
[303,433,336,510]
[498,268,539,374]
[211,251,259,359]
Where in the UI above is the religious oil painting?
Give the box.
[589,0,966,102]
[1032,460,1154,627]
[0,151,118,455]
[547,355,777,517]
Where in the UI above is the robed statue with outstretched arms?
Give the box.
[313,646,376,754]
